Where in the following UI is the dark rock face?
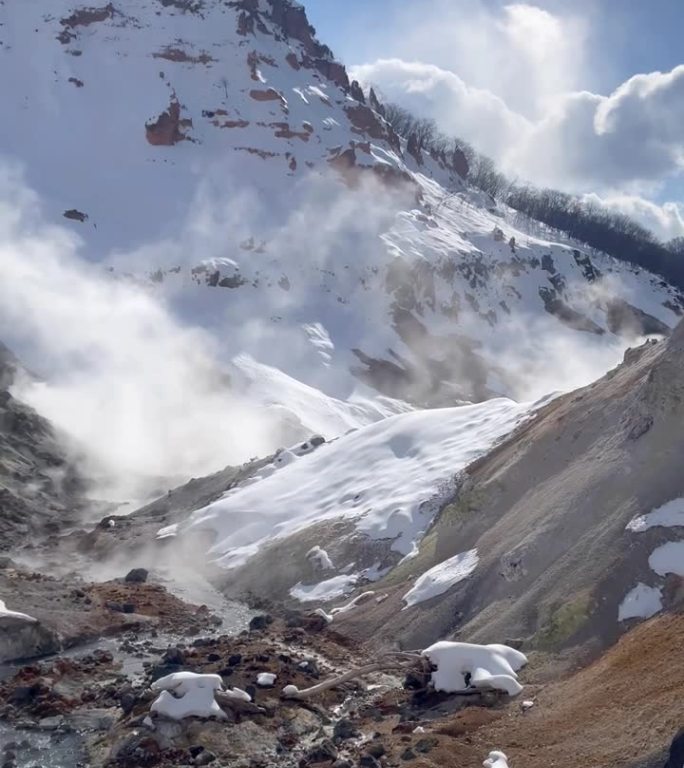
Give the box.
[58,3,115,44]
[124,568,149,584]
[538,287,606,335]
[606,299,671,338]
[249,614,273,632]
[305,739,337,764]
[333,718,359,742]
[407,133,424,165]
[663,729,684,768]
[145,97,192,145]
[350,80,365,104]
[451,146,469,178]
[573,249,602,282]
[368,87,385,117]
[162,646,186,665]
[0,343,85,551]
[344,104,401,153]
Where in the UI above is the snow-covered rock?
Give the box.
[257,672,277,687]
[0,599,37,624]
[223,687,252,703]
[483,751,509,768]
[422,641,527,696]
[306,546,334,571]
[150,671,226,720]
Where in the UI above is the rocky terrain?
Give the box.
[0,344,87,551]
[0,557,682,768]
[1,0,683,765]
[1,330,682,766]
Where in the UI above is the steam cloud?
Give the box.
[0,163,277,503]
[0,160,648,508]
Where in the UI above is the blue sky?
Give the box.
[304,0,684,238]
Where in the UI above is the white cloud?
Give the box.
[364,1,587,120]
[511,65,684,190]
[351,58,528,161]
[351,2,684,217]
[581,193,684,242]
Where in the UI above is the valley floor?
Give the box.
[0,558,681,768]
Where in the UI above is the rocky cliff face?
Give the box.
[0,344,86,550]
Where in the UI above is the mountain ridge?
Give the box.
[2,0,683,408]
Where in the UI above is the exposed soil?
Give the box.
[0,563,222,652]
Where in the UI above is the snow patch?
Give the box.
[402,549,479,608]
[626,498,684,532]
[289,574,358,603]
[187,400,532,568]
[330,591,376,617]
[648,541,684,577]
[618,583,663,621]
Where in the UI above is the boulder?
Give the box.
[0,610,60,664]
[248,614,273,632]
[124,568,149,584]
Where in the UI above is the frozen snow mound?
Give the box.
[422,641,528,697]
[257,672,276,687]
[402,549,479,608]
[186,399,532,568]
[151,671,226,720]
[483,751,509,768]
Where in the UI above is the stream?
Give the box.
[0,590,253,763]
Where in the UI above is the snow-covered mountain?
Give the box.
[2,0,683,410]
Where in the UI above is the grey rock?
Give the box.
[124,568,149,584]
[333,718,359,741]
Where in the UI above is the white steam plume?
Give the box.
[0,163,277,503]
